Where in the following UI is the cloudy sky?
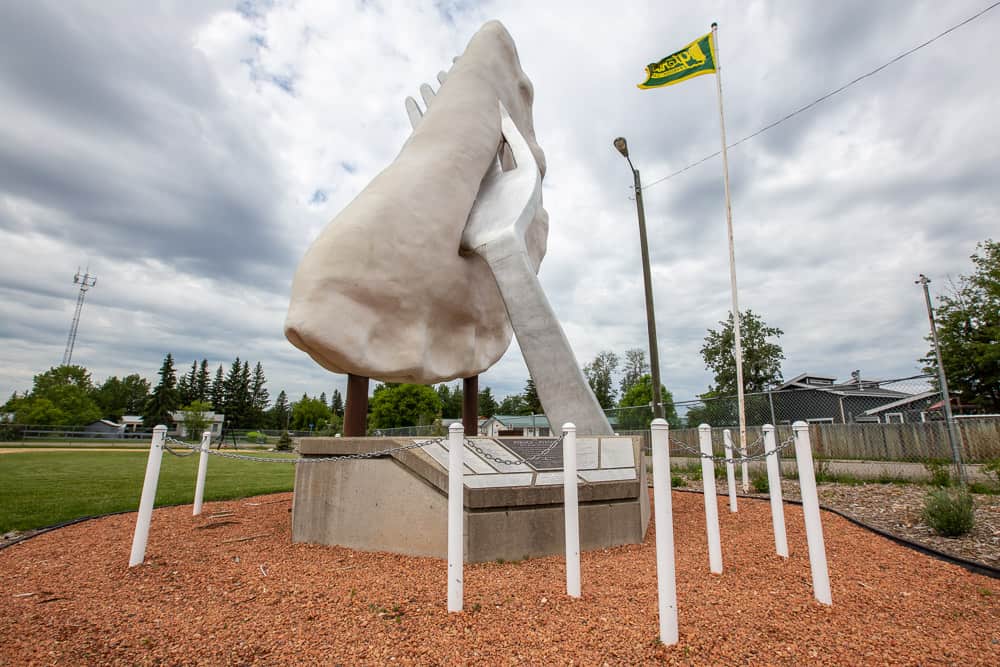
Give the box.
[1,0,997,408]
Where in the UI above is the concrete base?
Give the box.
[293,436,650,562]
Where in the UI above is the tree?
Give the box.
[368,384,441,430]
[497,393,527,415]
[269,390,291,430]
[144,354,180,427]
[583,350,619,409]
[436,383,464,419]
[618,374,680,429]
[522,378,542,414]
[922,239,1000,411]
[210,364,225,412]
[10,365,102,425]
[701,310,784,395]
[290,394,332,431]
[619,348,649,398]
[179,400,213,440]
[93,374,150,420]
[195,360,211,403]
[478,387,498,418]
[249,362,269,428]
[330,389,344,418]
[178,360,198,406]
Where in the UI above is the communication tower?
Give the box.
[62,268,97,366]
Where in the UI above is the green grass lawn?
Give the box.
[0,450,296,533]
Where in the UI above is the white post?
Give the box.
[762,425,788,558]
[698,424,723,574]
[723,429,737,513]
[447,423,464,612]
[650,419,678,645]
[192,430,211,516]
[740,441,750,495]
[793,421,831,605]
[562,423,580,598]
[129,425,166,567]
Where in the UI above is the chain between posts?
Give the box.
[669,434,795,465]
[161,435,443,463]
[464,433,566,467]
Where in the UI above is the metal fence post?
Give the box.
[723,429,737,513]
[792,421,831,605]
[698,424,723,574]
[447,423,464,612]
[762,425,788,558]
[650,419,678,645]
[562,423,580,598]
[129,425,166,567]
[193,430,212,516]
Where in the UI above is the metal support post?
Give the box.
[344,374,369,437]
[463,376,479,436]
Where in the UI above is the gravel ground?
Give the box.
[683,479,1000,569]
[1,491,998,666]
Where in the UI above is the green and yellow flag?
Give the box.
[638,32,716,89]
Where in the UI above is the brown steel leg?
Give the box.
[344,374,370,437]
[463,375,479,436]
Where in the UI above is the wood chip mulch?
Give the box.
[1,491,998,666]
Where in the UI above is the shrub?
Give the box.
[751,470,769,493]
[671,473,686,488]
[923,460,952,488]
[922,488,975,537]
[276,431,293,451]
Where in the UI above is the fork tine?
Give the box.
[437,71,448,85]
[419,83,436,108]
[405,96,422,130]
[497,101,537,174]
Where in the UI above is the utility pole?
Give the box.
[916,274,966,484]
[613,137,664,421]
[62,268,97,367]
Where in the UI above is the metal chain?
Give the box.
[158,436,442,464]
[162,436,198,457]
[669,434,796,464]
[464,433,566,467]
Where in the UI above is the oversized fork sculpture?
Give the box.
[406,75,612,436]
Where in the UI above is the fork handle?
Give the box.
[476,233,613,436]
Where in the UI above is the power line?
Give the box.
[642,1,1000,191]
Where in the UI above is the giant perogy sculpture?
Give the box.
[285,21,611,436]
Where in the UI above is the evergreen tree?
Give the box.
[523,378,542,414]
[249,362,269,428]
[144,354,180,427]
[478,387,498,418]
[319,392,327,407]
[270,390,290,430]
[210,364,225,412]
[195,359,211,403]
[178,360,197,406]
[330,389,344,418]
[436,383,463,419]
[223,358,248,428]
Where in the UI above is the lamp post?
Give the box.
[916,274,966,484]
[614,137,664,421]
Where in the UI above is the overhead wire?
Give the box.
[642,1,1000,190]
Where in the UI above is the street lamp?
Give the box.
[614,137,664,421]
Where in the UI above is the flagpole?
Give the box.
[711,22,749,491]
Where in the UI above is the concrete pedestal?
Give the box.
[292,435,649,562]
